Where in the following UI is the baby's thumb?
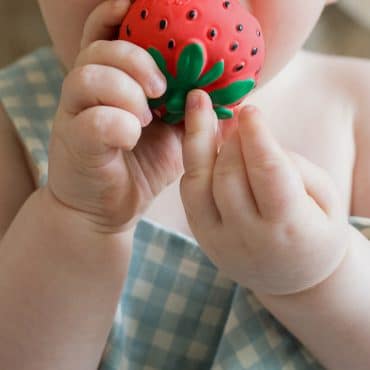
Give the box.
[80,0,130,50]
[180,90,221,230]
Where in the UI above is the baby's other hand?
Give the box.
[48,0,184,234]
[180,90,350,295]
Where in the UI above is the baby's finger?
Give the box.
[213,129,258,226]
[61,65,152,126]
[60,106,141,167]
[180,90,221,230]
[80,0,130,49]
[287,151,342,217]
[75,40,166,98]
[238,106,305,221]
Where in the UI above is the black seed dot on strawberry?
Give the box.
[257,30,261,37]
[251,48,258,56]
[223,1,231,9]
[159,19,168,30]
[140,9,148,19]
[168,39,176,49]
[207,28,217,40]
[230,42,239,51]
[236,24,243,32]
[126,25,131,37]
[187,9,197,20]
[233,62,245,72]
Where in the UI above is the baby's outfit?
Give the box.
[1,48,369,370]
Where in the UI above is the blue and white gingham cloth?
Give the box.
[1,47,368,370]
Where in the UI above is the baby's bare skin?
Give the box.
[147,50,370,238]
[1,0,370,369]
[1,50,364,239]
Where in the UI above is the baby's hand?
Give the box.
[47,0,184,233]
[181,90,350,295]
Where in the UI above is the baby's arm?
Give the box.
[0,1,171,369]
[181,88,370,369]
[255,228,370,370]
[0,175,134,370]
[255,59,370,370]
[0,91,135,369]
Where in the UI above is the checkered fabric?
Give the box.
[0,48,64,186]
[99,218,326,370]
[1,48,368,370]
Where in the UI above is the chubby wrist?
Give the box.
[256,223,368,305]
[17,187,136,268]
[253,225,370,370]
[39,185,137,237]
[290,224,365,299]
[0,186,137,291]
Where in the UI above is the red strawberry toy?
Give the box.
[119,0,265,124]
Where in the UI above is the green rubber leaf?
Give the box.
[148,47,175,85]
[148,48,167,75]
[196,61,225,88]
[166,90,186,113]
[209,79,255,106]
[176,44,204,85]
[162,112,185,125]
[148,93,167,109]
[214,106,233,120]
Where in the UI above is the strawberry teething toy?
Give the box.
[119,0,265,124]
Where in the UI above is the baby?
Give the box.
[0,0,370,369]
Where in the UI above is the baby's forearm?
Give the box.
[0,187,133,370]
[256,225,370,370]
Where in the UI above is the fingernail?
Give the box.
[239,105,259,123]
[143,108,153,126]
[149,75,166,97]
[186,91,201,111]
[244,104,257,113]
